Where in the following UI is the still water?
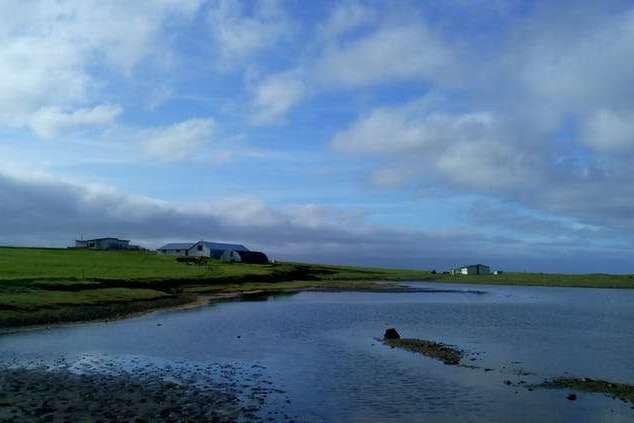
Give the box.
[2,282,634,422]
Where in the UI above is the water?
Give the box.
[2,282,634,422]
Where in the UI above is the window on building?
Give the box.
[197,245,203,251]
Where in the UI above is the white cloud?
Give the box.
[332,101,495,155]
[250,71,307,124]
[316,24,454,87]
[317,0,376,40]
[321,2,634,235]
[249,10,456,123]
[0,0,202,129]
[581,109,634,153]
[0,37,90,126]
[208,0,291,68]
[489,5,634,134]
[30,105,122,139]
[143,118,215,162]
[332,99,542,191]
[435,139,535,190]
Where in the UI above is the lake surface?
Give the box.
[2,282,634,422]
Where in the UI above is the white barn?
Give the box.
[451,264,490,275]
[158,241,249,258]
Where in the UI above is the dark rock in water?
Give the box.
[567,394,577,401]
[384,328,400,340]
[382,337,463,365]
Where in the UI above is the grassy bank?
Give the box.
[3,247,634,329]
[432,272,634,289]
[0,247,429,329]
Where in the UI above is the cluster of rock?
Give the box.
[382,328,463,365]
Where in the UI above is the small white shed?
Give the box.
[451,264,491,275]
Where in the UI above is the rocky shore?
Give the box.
[541,377,634,405]
[381,328,463,365]
[0,355,294,422]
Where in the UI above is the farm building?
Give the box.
[451,264,490,275]
[157,240,249,258]
[74,238,131,250]
[221,250,269,264]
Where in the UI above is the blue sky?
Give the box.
[1,0,634,273]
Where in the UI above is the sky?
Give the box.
[1,0,634,273]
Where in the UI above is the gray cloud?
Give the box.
[2,170,633,272]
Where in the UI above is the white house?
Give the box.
[157,241,249,258]
[451,264,490,275]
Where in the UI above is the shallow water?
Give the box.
[2,282,634,422]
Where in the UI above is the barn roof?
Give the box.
[158,241,249,251]
[454,264,490,270]
[200,241,249,251]
[76,237,130,242]
[158,242,195,250]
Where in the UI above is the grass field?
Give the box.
[1,247,633,329]
[0,247,430,328]
[434,272,634,289]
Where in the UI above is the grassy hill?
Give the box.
[0,247,430,329]
[0,247,428,284]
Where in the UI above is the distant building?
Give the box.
[451,264,490,275]
[74,237,131,250]
[157,240,249,258]
[221,250,269,264]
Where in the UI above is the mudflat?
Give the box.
[0,362,289,422]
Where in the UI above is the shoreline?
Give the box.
[2,280,634,420]
[3,274,634,335]
[0,362,278,421]
[0,280,418,335]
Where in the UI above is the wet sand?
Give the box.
[1,369,238,422]
[0,355,294,422]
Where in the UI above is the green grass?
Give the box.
[0,248,276,282]
[433,272,634,289]
[293,263,433,281]
[0,247,430,329]
[182,279,401,295]
[2,247,634,329]
[0,288,168,311]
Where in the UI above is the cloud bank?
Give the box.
[1,1,634,273]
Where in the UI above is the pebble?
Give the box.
[0,355,294,422]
